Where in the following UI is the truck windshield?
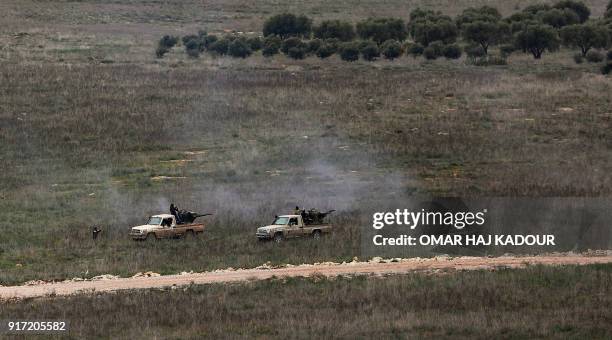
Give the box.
[273,217,289,225]
[148,217,162,225]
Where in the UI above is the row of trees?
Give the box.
[156,0,612,65]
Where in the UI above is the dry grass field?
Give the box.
[0,0,611,286]
[2,264,612,339]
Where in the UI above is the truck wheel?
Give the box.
[273,233,284,243]
[186,230,196,239]
[146,233,156,242]
[312,230,322,240]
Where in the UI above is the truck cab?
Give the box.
[256,214,332,242]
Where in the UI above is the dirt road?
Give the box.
[2,254,611,300]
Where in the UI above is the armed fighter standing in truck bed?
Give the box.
[256,208,335,242]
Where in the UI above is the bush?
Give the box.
[442,44,462,59]
[602,61,612,74]
[262,36,281,57]
[423,46,439,60]
[307,39,322,53]
[159,35,179,49]
[316,44,336,58]
[407,43,424,57]
[203,34,218,50]
[356,18,408,44]
[585,50,604,62]
[263,13,312,38]
[573,52,584,63]
[360,41,380,61]
[156,35,179,58]
[381,39,403,59]
[209,38,230,55]
[247,37,263,51]
[184,39,201,58]
[228,39,252,58]
[281,37,305,54]
[287,46,308,59]
[608,50,612,60]
[313,20,355,41]
[323,38,341,51]
[339,42,360,61]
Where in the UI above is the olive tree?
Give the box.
[263,13,312,39]
[463,20,510,55]
[561,24,609,56]
[228,39,252,58]
[553,0,590,23]
[313,20,355,41]
[408,9,458,46]
[356,18,408,44]
[515,24,560,59]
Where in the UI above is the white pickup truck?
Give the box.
[129,214,205,241]
[256,214,332,242]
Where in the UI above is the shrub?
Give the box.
[156,35,179,58]
[607,50,612,60]
[585,50,604,62]
[360,41,380,61]
[381,39,403,59]
[573,52,584,63]
[407,42,425,57]
[288,46,307,59]
[182,34,199,46]
[339,42,360,61]
[209,38,230,55]
[307,39,322,53]
[442,44,462,59]
[159,35,179,49]
[247,37,263,51]
[228,39,252,58]
[203,34,218,50]
[263,13,312,38]
[281,37,305,54]
[423,46,439,59]
[356,18,408,44]
[313,20,355,41]
[262,36,281,56]
[602,61,612,74]
[184,39,201,58]
[316,44,336,58]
